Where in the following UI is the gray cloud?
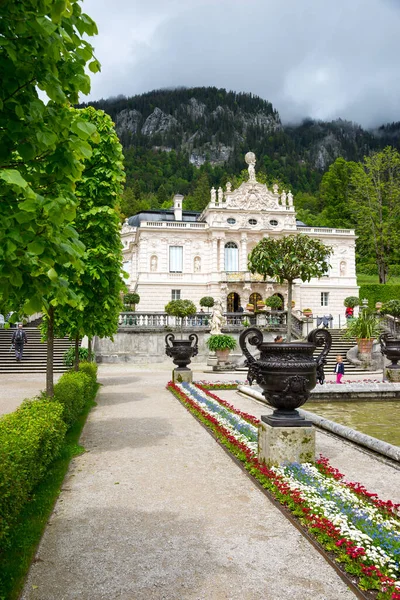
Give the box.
[81,0,400,127]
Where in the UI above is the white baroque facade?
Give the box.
[121,153,358,325]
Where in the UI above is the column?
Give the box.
[240,233,248,272]
[218,238,225,273]
[212,238,218,273]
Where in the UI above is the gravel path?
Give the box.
[21,364,355,600]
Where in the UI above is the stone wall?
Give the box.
[93,329,255,364]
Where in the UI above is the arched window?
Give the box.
[227,292,240,312]
[224,242,238,272]
[249,292,262,307]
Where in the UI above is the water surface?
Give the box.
[306,401,400,447]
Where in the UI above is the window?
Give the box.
[227,218,236,225]
[169,246,183,272]
[321,292,329,306]
[171,289,181,300]
[248,219,257,225]
[224,241,238,272]
[269,219,278,227]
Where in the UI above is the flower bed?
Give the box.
[167,381,400,599]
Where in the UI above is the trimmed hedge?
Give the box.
[359,285,400,308]
[0,400,66,545]
[53,371,93,427]
[0,365,98,548]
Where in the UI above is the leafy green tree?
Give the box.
[248,235,331,341]
[350,147,400,283]
[185,172,210,211]
[0,1,100,317]
[51,107,126,372]
[319,158,358,227]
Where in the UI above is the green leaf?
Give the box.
[47,268,58,282]
[0,169,28,188]
[71,119,97,140]
[88,60,101,73]
[18,199,37,212]
[37,130,57,147]
[24,296,43,314]
[27,240,45,255]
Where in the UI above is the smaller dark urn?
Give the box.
[239,327,331,427]
[379,333,400,369]
[165,333,198,370]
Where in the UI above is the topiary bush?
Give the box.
[266,295,283,310]
[0,400,66,546]
[344,296,360,308]
[199,296,215,311]
[123,292,140,310]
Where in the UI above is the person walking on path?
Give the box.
[334,354,345,383]
[11,323,27,362]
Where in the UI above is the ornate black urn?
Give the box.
[239,327,331,427]
[165,333,198,370]
[379,333,400,369]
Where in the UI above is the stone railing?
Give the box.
[118,311,288,331]
[380,314,400,337]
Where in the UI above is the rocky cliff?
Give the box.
[82,87,400,172]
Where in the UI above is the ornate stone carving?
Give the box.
[150,255,158,272]
[218,187,224,204]
[245,151,257,183]
[194,256,201,272]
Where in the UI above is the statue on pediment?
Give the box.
[245,151,257,183]
[211,187,216,204]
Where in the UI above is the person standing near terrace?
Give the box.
[334,354,345,384]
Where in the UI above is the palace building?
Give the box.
[121,153,358,325]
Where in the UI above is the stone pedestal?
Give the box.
[385,367,400,382]
[207,352,218,367]
[172,368,193,383]
[258,420,315,467]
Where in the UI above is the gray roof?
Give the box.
[128,210,200,227]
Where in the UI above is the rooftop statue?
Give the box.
[245,151,257,183]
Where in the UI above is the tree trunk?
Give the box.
[88,337,92,362]
[286,281,293,343]
[46,305,54,397]
[74,333,80,371]
[378,260,387,284]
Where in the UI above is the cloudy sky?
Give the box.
[81,0,400,127]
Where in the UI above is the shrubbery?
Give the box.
[358,285,400,307]
[0,400,66,545]
[63,346,89,367]
[0,364,98,548]
[53,371,92,426]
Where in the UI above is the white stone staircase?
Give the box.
[0,327,73,374]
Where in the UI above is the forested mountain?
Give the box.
[80,88,400,281]
[81,87,400,206]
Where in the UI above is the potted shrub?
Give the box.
[342,307,382,354]
[302,308,313,318]
[256,300,266,311]
[265,295,283,310]
[206,334,237,364]
[246,303,254,312]
[164,300,198,370]
[199,296,215,313]
[344,296,360,309]
[123,292,140,311]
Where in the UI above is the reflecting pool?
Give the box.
[306,401,400,447]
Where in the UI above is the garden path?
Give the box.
[21,363,355,600]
